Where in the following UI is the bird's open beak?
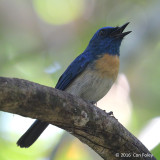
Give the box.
[110,22,131,38]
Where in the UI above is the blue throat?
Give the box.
[85,40,121,57]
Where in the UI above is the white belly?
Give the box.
[65,68,114,103]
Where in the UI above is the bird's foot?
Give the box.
[107,111,113,116]
[90,101,97,105]
[103,110,114,116]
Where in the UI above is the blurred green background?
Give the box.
[0,0,160,159]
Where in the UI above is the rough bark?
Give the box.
[0,77,156,160]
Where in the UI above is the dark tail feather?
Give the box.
[17,120,49,148]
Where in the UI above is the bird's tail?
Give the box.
[17,120,49,148]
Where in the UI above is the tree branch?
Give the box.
[0,77,156,160]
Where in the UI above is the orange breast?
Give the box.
[95,54,119,80]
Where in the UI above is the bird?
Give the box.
[17,22,131,148]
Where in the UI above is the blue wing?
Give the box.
[55,52,92,90]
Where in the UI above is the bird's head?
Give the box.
[86,22,131,57]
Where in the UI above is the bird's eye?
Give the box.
[98,30,107,37]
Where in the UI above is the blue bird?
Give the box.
[17,22,131,148]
